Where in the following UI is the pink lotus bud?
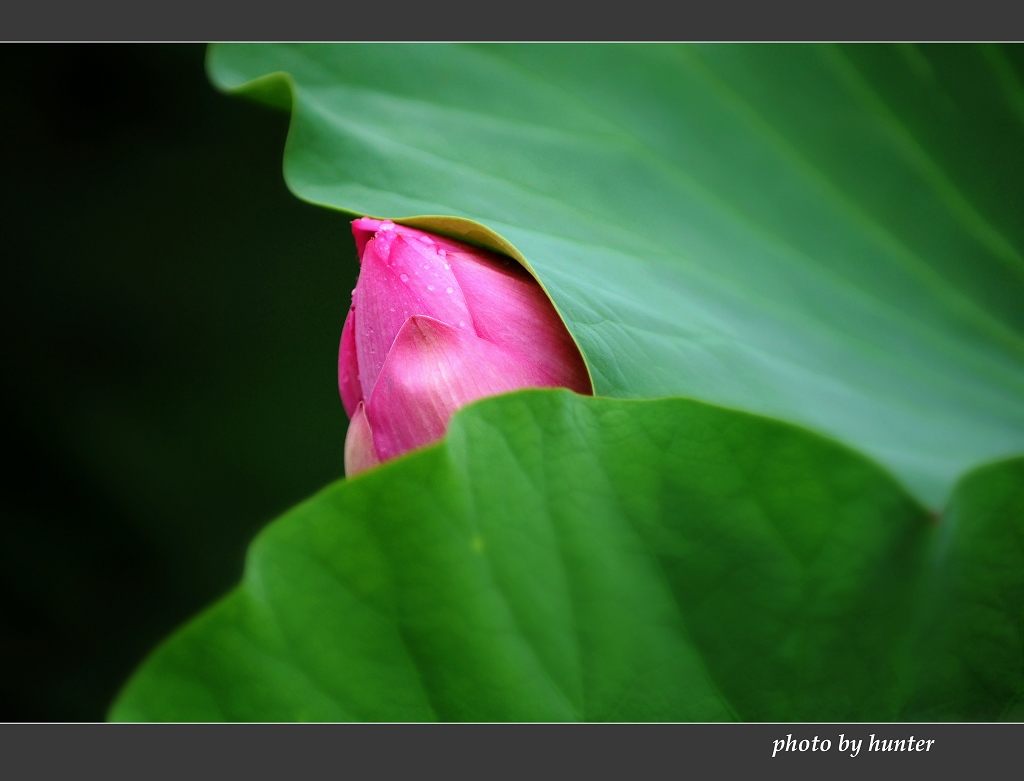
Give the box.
[339,218,592,476]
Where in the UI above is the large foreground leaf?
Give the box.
[902,457,1024,720]
[109,392,1024,722]
[206,43,1024,507]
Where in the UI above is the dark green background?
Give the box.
[0,44,356,720]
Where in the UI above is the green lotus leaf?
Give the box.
[110,43,1024,723]
[207,43,1024,508]
[109,392,1024,721]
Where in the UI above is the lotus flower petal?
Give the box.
[338,301,362,417]
[446,248,591,393]
[343,401,380,477]
[351,217,381,257]
[354,231,473,400]
[367,315,559,461]
[379,231,472,330]
[352,217,456,255]
[340,218,592,475]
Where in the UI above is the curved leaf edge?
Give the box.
[205,46,598,399]
[106,388,1022,722]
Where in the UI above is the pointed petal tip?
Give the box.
[353,217,473,261]
[344,402,381,477]
[352,217,387,259]
[366,315,565,461]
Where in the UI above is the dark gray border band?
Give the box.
[2,723,1021,779]
[2,1,1022,42]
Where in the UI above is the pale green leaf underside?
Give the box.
[109,392,1024,722]
[206,43,1024,508]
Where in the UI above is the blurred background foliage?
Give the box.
[0,44,355,720]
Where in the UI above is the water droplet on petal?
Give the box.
[459,320,466,327]
[427,285,435,291]
[445,286,453,294]
[438,249,447,257]
[399,273,409,283]
[388,307,395,312]
[443,263,450,270]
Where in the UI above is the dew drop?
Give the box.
[445,286,453,294]
[399,273,409,283]
[438,249,447,257]
[388,307,395,312]
[443,263,450,270]
[459,320,466,327]
[427,285,435,291]
[423,264,430,270]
